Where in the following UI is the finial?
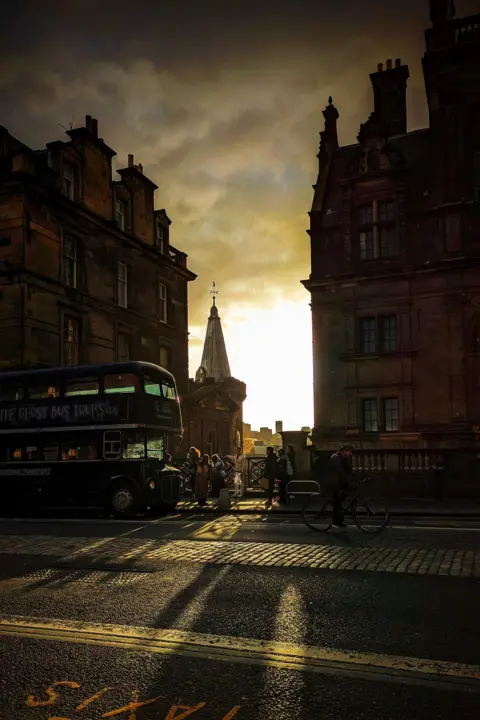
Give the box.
[328,96,333,105]
[210,280,218,306]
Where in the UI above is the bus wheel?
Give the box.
[109,480,139,519]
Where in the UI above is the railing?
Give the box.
[246,456,266,487]
[168,246,187,268]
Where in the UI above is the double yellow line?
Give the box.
[1,614,480,688]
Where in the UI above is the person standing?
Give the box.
[287,444,296,479]
[210,454,225,499]
[196,454,211,506]
[264,446,278,507]
[234,446,247,497]
[187,447,200,497]
[276,448,291,505]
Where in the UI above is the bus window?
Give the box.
[103,431,122,459]
[27,385,60,399]
[62,443,97,461]
[122,434,145,459]
[12,448,22,461]
[25,446,42,461]
[104,373,136,395]
[65,377,99,397]
[1,385,24,402]
[43,445,58,461]
[161,383,176,400]
[144,376,161,396]
[147,436,164,459]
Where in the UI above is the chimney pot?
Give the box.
[85,115,92,131]
[377,63,383,72]
[138,163,143,173]
[395,58,401,68]
[128,154,134,168]
[91,118,98,138]
[386,59,393,70]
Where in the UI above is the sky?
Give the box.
[1,0,478,431]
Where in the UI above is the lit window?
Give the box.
[27,385,60,399]
[161,382,176,400]
[380,316,397,352]
[363,399,378,432]
[62,163,75,200]
[65,377,99,396]
[63,236,77,288]
[360,317,376,354]
[115,198,125,231]
[144,376,161,396]
[104,373,136,394]
[159,282,167,323]
[63,316,80,366]
[384,398,400,432]
[117,262,128,308]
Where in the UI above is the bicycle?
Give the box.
[301,476,390,534]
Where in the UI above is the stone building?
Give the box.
[181,288,246,457]
[303,2,480,450]
[0,115,196,401]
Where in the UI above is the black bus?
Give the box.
[0,361,183,517]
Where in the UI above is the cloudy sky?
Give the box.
[1,0,478,431]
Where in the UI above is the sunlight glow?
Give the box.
[189,297,314,431]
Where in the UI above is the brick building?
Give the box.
[0,115,196,405]
[303,2,480,451]
[181,289,246,457]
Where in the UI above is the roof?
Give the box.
[198,301,231,382]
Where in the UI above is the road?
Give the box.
[0,512,479,719]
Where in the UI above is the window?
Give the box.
[1,385,24,401]
[25,446,40,461]
[65,377,99,396]
[117,333,130,362]
[444,214,461,252]
[62,163,75,200]
[63,236,77,288]
[117,262,128,308]
[144,376,161,396]
[156,223,164,253]
[159,346,169,369]
[360,317,376,354]
[115,198,125,231]
[122,434,146,459]
[103,431,121,459]
[63,316,80,366]
[358,199,398,260]
[161,382,176,400]
[104,373,136,394]
[43,445,58,461]
[384,398,400,432]
[380,316,397,352]
[147,436,164,459]
[360,231,375,260]
[61,442,98,461]
[27,385,60,399]
[159,282,167,323]
[363,399,379,432]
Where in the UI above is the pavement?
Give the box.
[0,512,479,719]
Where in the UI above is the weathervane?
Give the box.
[210,280,218,306]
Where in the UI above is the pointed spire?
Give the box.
[198,283,231,382]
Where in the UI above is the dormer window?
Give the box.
[115,198,125,231]
[62,163,75,200]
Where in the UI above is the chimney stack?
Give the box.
[91,118,98,138]
[370,60,410,137]
[85,115,92,131]
[128,154,134,168]
[377,63,384,72]
[138,163,143,174]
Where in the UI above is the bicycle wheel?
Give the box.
[302,495,333,532]
[353,498,390,534]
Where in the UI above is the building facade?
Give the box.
[181,290,246,457]
[0,115,196,403]
[303,2,480,451]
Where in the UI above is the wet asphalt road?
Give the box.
[0,515,479,719]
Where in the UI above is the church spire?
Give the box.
[197,282,231,382]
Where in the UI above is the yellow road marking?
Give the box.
[0,614,479,684]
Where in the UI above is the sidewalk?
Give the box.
[177,492,480,517]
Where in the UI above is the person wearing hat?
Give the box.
[327,444,354,527]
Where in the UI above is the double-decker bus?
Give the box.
[0,361,183,518]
